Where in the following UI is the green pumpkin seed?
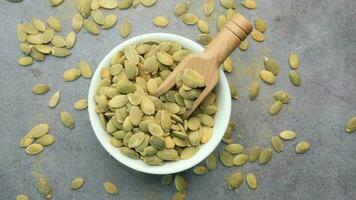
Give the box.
[42,28,55,43]
[219,150,234,167]
[117,0,132,9]
[157,149,179,160]
[181,147,199,159]
[25,143,43,155]
[273,90,291,104]
[21,23,39,35]
[241,0,256,9]
[65,32,76,49]
[220,0,235,9]
[47,16,62,32]
[91,0,100,9]
[50,0,64,6]
[228,172,243,190]
[129,106,142,126]
[289,52,300,69]
[182,13,198,25]
[205,153,217,171]
[102,14,117,29]
[78,60,92,78]
[75,0,91,17]
[71,177,85,190]
[156,51,173,66]
[223,57,233,72]
[172,192,186,200]
[149,136,165,150]
[120,20,132,38]
[271,136,284,152]
[63,68,81,81]
[279,130,297,140]
[16,194,29,200]
[74,99,88,110]
[161,174,173,185]
[153,16,169,27]
[173,50,190,62]
[141,0,156,7]
[30,48,45,61]
[35,45,52,54]
[51,47,71,57]
[296,140,310,154]
[51,35,66,47]
[233,154,249,166]
[248,145,261,162]
[174,1,189,16]
[128,132,145,148]
[26,34,43,45]
[110,137,123,148]
[144,155,163,166]
[246,173,257,189]
[37,177,52,199]
[197,20,210,33]
[148,123,164,137]
[259,148,272,165]
[18,57,33,66]
[32,84,50,95]
[91,9,105,25]
[269,101,283,115]
[248,82,260,100]
[99,0,118,9]
[36,134,55,146]
[239,39,249,51]
[140,96,155,115]
[203,0,214,16]
[20,136,34,148]
[264,57,280,75]
[118,80,136,94]
[17,24,27,43]
[289,70,301,86]
[72,13,84,33]
[103,181,118,195]
[174,175,187,192]
[254,18,266,33]
[197,34,212,45]
[259,70,276,84]
[251,29,264,42]
[60,111,75,128]
[182,69,205,88]
[225,8,236,19]
[19,43,32,55]
[193,166,208,175]
[32,18,46,32]
[225,143,244,155]
[217,15,227,31]
[84,19,100,35]
[48,91,60,108]
[27,123,49,139]
[346,116,356,133]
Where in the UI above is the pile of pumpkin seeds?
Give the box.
[19,123,55,155]
[94,40,216,165]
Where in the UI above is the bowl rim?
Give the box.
[88,33,231,174]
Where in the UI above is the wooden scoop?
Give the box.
[154,14,253,118]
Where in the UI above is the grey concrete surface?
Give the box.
[0,0,355,199]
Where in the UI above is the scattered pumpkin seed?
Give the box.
[248,82,260,100]
[84,19,100,35]
[251,29,264,42]
[20,136,34,148]
[259,148,272,165]
[289,70,301,86]
[229,82,239,99]
[49,0,64,6]
[197,20,210,34]
[296,140,310,154]
[72,13,84,33]
[289,52,300,69]
[16,24,27,43]
[269,101,283,115]
[51,35,66,47]
[78,60,92,78]
[47,16,62,32]
[153,16,169,27]
[21,23,38,35]
[60,111,75,128]
[254,18,266,33]
[239,39,249,51]
[273,90,291,104]
[102,14,117,29]
[219,150,234,167]
[181,13,198,25]
[174,175,187,192]
[223,57,233,72]
[246,173,257,189]
[91,9,105,25]
[42,28,55,43]
[99,0,118,9]
[37,177,52,199]
[71,177,85,190]
[233,154,249,166]
[28,123,49,138]
[63,68,81,81]
[120,20,132,38]
[18,56,33,66]
[51,47,71,57]
[203,0,214,16]
[25,143,44,155]
[345,116,356,133]
[248,145,261,162]
[103,181,118,195]
[65,32,76,49]
[36,134,55,146]
[48,90,60,108]
[259,70,276,84]
[264,57,280,75]
[271,136,284,152]
[32,18,46,32]
[279,130,297,140]
[205,153,217,171]
[228,172,243,190]
[174,1,189,17]
[181,147,199,159]
[16,194,29,200]
[141,0,156,7]
[197,34,212,45]
[193,166,208,175]
[225,143,244,154]
[217,14,227,31]
[172,192,186,200]
[117,0,132,9]
[74,99,88,110]
[220,0,235,9]
[35,45,52,54]
[19,43,32,55]
[161,174,173,185]
[241,0,256,9]
[32,84,50,95]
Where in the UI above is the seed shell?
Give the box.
[346,117,356,133]
[217,15,227,31]
[259,148,272,165]
[21,23,39,35]
[37,177,52,199]
[71,177,85,190]
[32,84,50,95]
[60,111,75,128]
[172,192,186,200]
[75,0,91,17]
[296,140,310,154]
[20,136,34,148]
[246,173,257,189]
[103,181,118,195]
[28,123,49,138]
[197,20,210,33]
[48,90,60,108]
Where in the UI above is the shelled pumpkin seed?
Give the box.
[345,116,356,133]
[172,192,186,200]
[49,0,64,7]
[246,173,257,189]
[47,16,62,32]
[197,34,212,45]
[289,52,300,69]
[271,136,284,152]
[295,140,310,154]
[102,14,117,29]
[259,70,276,84]
[220,0,235,9]
[229,82,239,99]
[279,130,296,140]
[120,21,132,38]
[16,194,29,200]
[48,90,60,108]
[251,29,264,42]
[219,150,234,167]
[289,70,301,86]
[217,14,227,31]
[103,181,118,195]
[18,56,33,66]
[153,16,169,27]
[254,18,266,33]
[181,13,198,25]
[71,177,85,190]
[205,153,217,171]
[37,177,53,199]
[193,166,208,175]
[223,57,233,72]
[203,0,214,16]
[36,134,55,146]
[32,84,50,95]
[25,143,44,155]
[174,1,190,17]
[239,39,249,51]
[259,148,272,165]
[72,13,84,33]
[84,19,100,35]
[74,99,88,110]
[233,154,249,166]
[269,101,283,115]
[161,174,173,185]
[248,82,260,100]
[117,0,132,9]
[264,57,280,75]
[273,91,291,104]
[241,0,256,9]
[228,172,243,190]
[197,20,210,33]
[60,111,75,128]
[174,175,187,192]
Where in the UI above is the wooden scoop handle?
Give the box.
[204,14,253,65]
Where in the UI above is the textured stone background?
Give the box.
[0,0,355,199]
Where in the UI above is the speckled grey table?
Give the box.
[1,0,355,199]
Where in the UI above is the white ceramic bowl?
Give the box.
[88,33,231,174]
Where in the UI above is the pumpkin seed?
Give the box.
[26,34,43,45]
[19,43,32,55]
[241,0,256,9]
[225,143,244,154]
[60,111,75,128]
[174,1,189,16]
[289,70,301,86]
[172,192,186,200]
[273,90,291,104]
[36,134,55,146]
[91,9,105,25]
[32,84,50,95]
[181,147,199,159]
[269,101,283,115]
[25,143,43,155]
[110,137,123,147]
[223,57,233,72]
[21,23,39,35]
[161,174,173,185]
[35,45,52,54]
[264,57,280,75]
[296,140,310,154]
[42,28,55,43]
[251,29,264,42]
[220,0,235,9]
[205,153,217,171]
[16,194,29,200]
[201,126,212,143]
[50,0,64,6]
[225,8,235,19]
[37,177,52,199]
[157,149,179,160]
[18,57,33,66]
[197,20,210,33]
[78,60,92,78]
[181,13,198,25]
[20,136,34,148]
[72,13,84,33]
[289,52,300,69]
[219,150,234,167]
[73,99,88,110]
[144,155,163,166]
[17,24,27,43]
[259,70,276,84]
[228,172,243,190]
[51,47,71,57]
[91,0,100,9]
[174,175,187,192]
[117,0,132,9]
[248,145,261,162]
[120,21,132,38]
[63,68,81,81]
[141,0,156,7]
[30,48,45,61]
[153,16,169,27]
[233,154,249,166]
[120,147,139,158]
[48,90,60,108]
[173,50,190,62]
[279,130,297,140]
[32,18,46,32]
[217,15,227,31]
[246,173,257,189]
[118,80,136,94]
[193,166,208,175]
[84,19,100,35]
[182,69,205,88]
[259,148,272,165]
[128,132,145,148]
[102,14,117,29]
[197,34,212,45]
[271,136,284,152]
[103,181,118,195]
[71,177,85,190]
[75,0,91,17]
[248,82,260,100]
[51,35,66,47]
[99,0,118,9]
[346,116,356,133]
[47,16,62,32]
[27,123,49,138]
[203,0,214,16]
[254,18,266,33]
[239,39,249,51]
[65,32,76,49]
